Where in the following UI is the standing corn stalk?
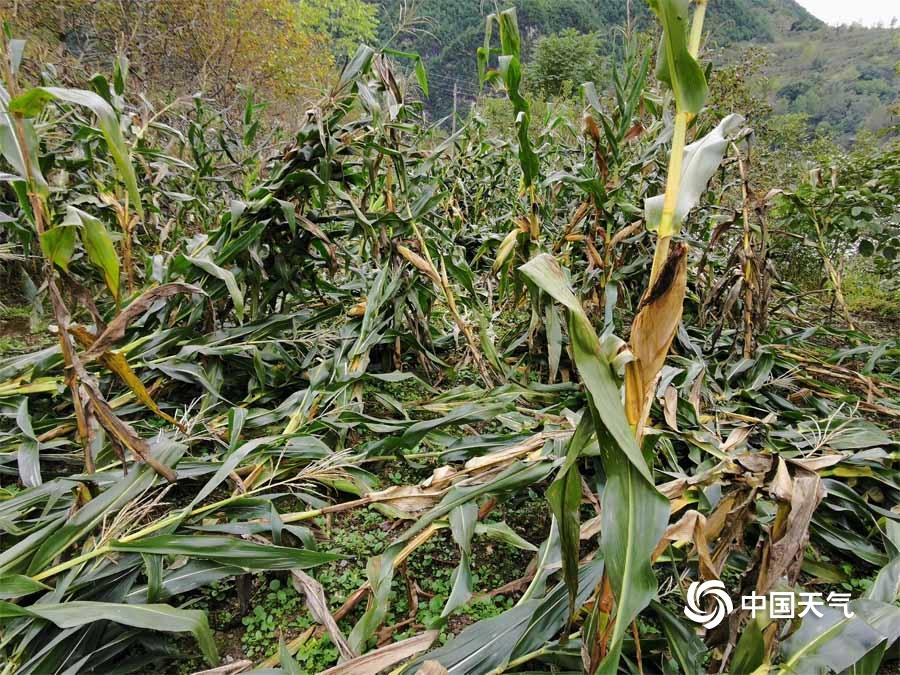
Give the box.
[627,0,709,432]
[734,140,757,358]
[522,2,715,672]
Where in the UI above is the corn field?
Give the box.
[0,3,898,675]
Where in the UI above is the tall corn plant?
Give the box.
[522,1,710,672]
[478,9,542,292]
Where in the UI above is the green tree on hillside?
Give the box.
[528,29,603,98]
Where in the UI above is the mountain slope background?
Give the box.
[376,0,898,139]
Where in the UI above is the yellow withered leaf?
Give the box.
[347,299,367,317]
[397,244,439,284]
[70,325,183,430]
[492,227,520,272]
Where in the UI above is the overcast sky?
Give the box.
[795,0,898,26]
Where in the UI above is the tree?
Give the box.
[528,29,602,99]
[3,0,378,117]
[296,0,379,56]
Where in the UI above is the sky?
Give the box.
[795,0,899,26]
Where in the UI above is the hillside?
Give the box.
[377,0,898,139]
[755,25,900,137]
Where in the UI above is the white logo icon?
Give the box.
[684,580,734,629]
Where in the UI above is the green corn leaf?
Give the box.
[125,560,243,604]
[414,600,539,674]
[24,441,186,575]
[9,87,143,217]
[68,207,120,301]
[279,638,304,675]
[383,49,429,97]
[779,599,900,675]
[184,255,245,323]
[849,552,900,674]
[519,255,650,483]
[348,549,396,654]
[474,522,537,552]
[39,225,76,272]
[0,83,48,198]
[547,411,594,623]
[780,545,900,675]
[594,436,669,674]
[511,559,606,659]
[647,0,707,113]
[731,615,766,674]
[479,8,539,188]
[652,601,706,674]
[349,459,554,650]
[0,600,218,666]
[0,574,49,599]
[113,53,128,96]
[497,8,521,59]
[442,501,478,618]
[110,535,341,570]
[520,253,668,674]
[339,45,375,90]
[15,397,41,488]
[416,560,605,673]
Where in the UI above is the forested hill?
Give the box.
[376,0,898,139]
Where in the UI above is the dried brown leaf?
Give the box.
[367,484,443,513]
[191,661,253,675]
[652,510,718,580]
[81,283,202,362]
[787,455,844,472]
[770,457,793,502]
[291,569,356,662]
[316,630,438,675]
[629,243,688,413]
[721,426,752,455]
[82,382,177,482]
[397,245,439,284]
[663,385,679,431]
[760,469,825,592]
[736,453,772,473]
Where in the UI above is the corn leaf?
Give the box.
[0,600,218,665]
[9,87,143,217]
[520,254,668,674]
[779,599,900,675]
[39,225,76,272]
[647,0,707,113]
[184,255,244,322]
[110,535,341,570]
[546,411,593,622]
[442,501,478,618]
[0,83,48,197]
[651,601,706,674]
[0,574,50,600]
[645,114,745,232]
[67,206,120,300]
